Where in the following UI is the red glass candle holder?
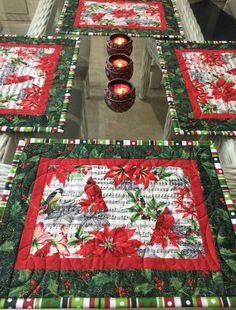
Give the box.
[105,54,133,80]
[107,34,133,56]
[104,79,135,112]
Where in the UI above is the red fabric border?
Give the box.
[0,42,62,116]
[175,48,236,119]
[15,157,219,271]
[73,0,168,30]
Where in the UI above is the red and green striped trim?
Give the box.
[0,296,235,308]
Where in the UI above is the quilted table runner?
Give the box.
[0,35,79,133]
[158,41,236,136]
[0,139,235,308]
[56,0,183,38]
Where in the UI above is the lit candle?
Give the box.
[112,83,130,95]
[112,58,128,68]
[113,36,127,45]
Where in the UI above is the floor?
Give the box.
[86,37,168,140]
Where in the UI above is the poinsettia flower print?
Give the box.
[16,47,38,58]
[35,53,56,73]
[91,12,105,23]
[200,51,227,67]
[132,164,157,188]
[111,9,136,19]
[192,79,205,93]
[45,164,78,186]
[79,196,108,213]
[211,78,236,102]
[175,186,197,219]
[227,68,236,75]
[18,84,42,110]
[104,165,134,187]
[150,227,180,249]
[77,225,143,258]
[30,222,52,255]
[4,73,34,85]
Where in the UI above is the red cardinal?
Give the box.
[155,207,175,230]
[84,177,102,198]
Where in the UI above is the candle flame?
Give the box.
[113,83,130,95]
[113,36,127,45]
[112,59,128,68]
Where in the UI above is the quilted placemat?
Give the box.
[0,35,79,133]
[0,139,235,308]
[158,41,236,136]
[56,0,183,38]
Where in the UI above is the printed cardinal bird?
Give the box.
[155,207,175,230]
[79,177,108,214]
[84,177,102,198]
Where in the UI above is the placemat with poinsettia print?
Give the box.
[56,0,183,38]
[158,41,236,136]
[0,35,79,133]
[0,139,235,308]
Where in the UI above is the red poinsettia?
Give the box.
[76,225,142,258]
[126,22,141,28]
[91,12,105,22]
[79,196,108,213]
[211,78,236,102]
[46,164,78,186]
[192,79,205,93]
[197,91,213,104]
[227,68,236,75]
[35,54,55,72]
[145,7,158,16]
[18,84,42,110]
[111,9,136,19]
[16,47,38,58]
[104,165,134,187]
[150,227,180,249]
[174,187,197,218]
[177,201,197,219]
[132,165,157,188]
[4,73,34,85]
[201,51,227,67]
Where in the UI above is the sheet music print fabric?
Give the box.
[16,157,218,270]
[1,140,235,307]
[0,43,61,115]
[176,49,236,118]
[74,0,167,30]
